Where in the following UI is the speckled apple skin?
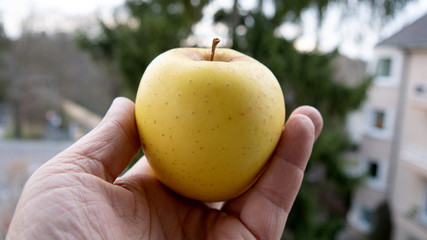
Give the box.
[135,48,285,202]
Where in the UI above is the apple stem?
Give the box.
[210,38,220,61]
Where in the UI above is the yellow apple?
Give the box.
[135,40,285,201]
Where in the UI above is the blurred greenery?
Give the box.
[0,31,119,139]
[76,0,210,99]
[368,201,392,240]
[0,23,9,101]
[76,0,412,238]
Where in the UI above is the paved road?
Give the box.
[0,140,72,176]
[0,140,73,239]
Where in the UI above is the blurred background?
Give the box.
[1,0,427,239]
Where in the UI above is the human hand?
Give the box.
[7,97,322,240]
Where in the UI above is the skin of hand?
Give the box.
[6,97,323,240]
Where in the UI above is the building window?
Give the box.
[371,50,403,87]
[415,84,426,95]
[364,158,388,191]
[350,204,373,233]
[373,110,385,129]
[360,206,374,226]
[423,192,427,218]
[368,161,379,178]
[420,184,427,225]
[376,57,392,77]
[365,107,394,140]
[407,235,419,240]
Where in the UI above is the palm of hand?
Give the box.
[7,98,321,240]
[18,158,254,239]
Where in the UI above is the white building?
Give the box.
[346,13,427,240]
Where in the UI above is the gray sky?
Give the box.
[1,0,426,60]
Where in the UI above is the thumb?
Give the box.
[52,97,141,182]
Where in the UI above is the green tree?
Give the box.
[368,201,392,240]
[77,0,210,97]
[0,23,10,101]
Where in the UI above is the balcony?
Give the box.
[410,97,427,111]
[402,146,427,178]
[410,84,427,111]
[399,206,427,239]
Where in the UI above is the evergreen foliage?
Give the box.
[0,24,10,101]
[368,201,393,240]
[76,0,210,97]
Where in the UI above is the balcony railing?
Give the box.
[403,206,427,237]
[410,97,427,111]
[410,84,427,110]
[402,146,427,178]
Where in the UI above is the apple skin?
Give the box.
[135,48,285,202]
